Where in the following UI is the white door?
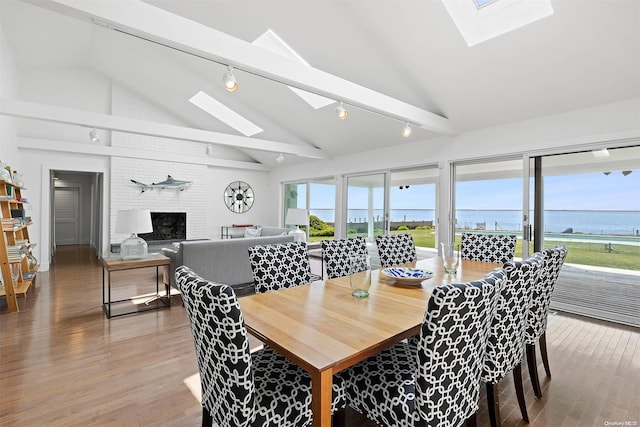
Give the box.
[55,187,80,245]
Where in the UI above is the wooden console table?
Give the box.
[102,253,171,318]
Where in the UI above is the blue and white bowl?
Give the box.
[380,267,434,284]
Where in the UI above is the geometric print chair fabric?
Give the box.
[248,241,312,294]
[322,236,368,279]
[175,266,346,427]
[460,232,517,264]
[375,233,417,268]
[525,245,568,398]
[481,253,544,427]
[341,270,506,427]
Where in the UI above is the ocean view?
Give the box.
[310,209,640,236]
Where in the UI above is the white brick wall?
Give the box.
[109,85,209,244]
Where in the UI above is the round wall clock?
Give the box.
[224,181,254,213]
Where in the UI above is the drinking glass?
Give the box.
[349,254,371,298]
[441,242,459,274]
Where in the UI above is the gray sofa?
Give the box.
[162,226,292,296]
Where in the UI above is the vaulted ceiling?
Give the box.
[1,0,639,168]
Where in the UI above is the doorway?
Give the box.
[50,171,104,259]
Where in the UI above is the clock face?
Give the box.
[224,181,254,213]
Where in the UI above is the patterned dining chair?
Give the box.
[322,236,368,279]
[375,233,417,268]
[248,241,313,294]
[481,253,544,427]
[526,245,568,398]
[460,232,516,264]
[340,270,506,427]
[175,266,346,427]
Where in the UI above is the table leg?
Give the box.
[311,369,333,427]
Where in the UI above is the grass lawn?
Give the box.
[312,228,640,271]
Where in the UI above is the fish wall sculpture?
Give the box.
[131,175,192,192]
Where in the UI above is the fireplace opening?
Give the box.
[139,212,186,242]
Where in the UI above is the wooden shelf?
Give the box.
[1,173,37,311]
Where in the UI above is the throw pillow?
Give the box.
[244,226,263,238]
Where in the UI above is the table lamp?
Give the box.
[285,208,308,243]
[116,209,153,260]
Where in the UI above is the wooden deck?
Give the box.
[1,245,638,426]
[551,264,640,327]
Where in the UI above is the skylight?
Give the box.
[252,29,335,110]
[443,0,554,46]
[189,91,263,137]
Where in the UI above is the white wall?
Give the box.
[0,19,19,163]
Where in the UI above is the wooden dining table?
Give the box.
[238,256,502,427]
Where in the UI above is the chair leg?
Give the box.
[527,343,543,398]
[332,407,346,427]
[486,382,501,427]
[202,407,212,427]
[466,412,477,427]
[513,362,529,423]
[540,332,552,377]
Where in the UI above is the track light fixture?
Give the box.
[401,122,412,138]
[276,152,285,163]
[89,128,100,143]
[222,66,238,92]
[336,101,348,120]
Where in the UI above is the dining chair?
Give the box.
[481,253,544,427]
[322,236,368,279]
[175,265,346,427]
[248,241,314,294]
[375,233,417,268]
[460,232,517,264]
[526,245,568,398]
[340,269,506,427]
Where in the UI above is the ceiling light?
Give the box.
[592,148,610,158]
[336,101,348,120]
[276,153,285,163]
[206,144,213,155]
[89,128,100,143]
[222,66,238,92]
[401,123,412,138]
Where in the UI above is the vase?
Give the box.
[12,172,24,187]
[27,253,38,270]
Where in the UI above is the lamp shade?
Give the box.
[285,208,308,226]
[115,209,153,235]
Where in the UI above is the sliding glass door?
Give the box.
[453,157,533,258]
[345,173,385,242]
[283,177,337,242]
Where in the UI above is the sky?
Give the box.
[307,171,640,211]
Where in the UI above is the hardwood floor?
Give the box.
[1,245,638,426]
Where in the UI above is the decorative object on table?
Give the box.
[130,175,192,193]
[285,208,307,242]
[349,254,371,298]
[380,267,434,284]
[441,242,459,274]
[223,180,254,213]
[115,208,153,260]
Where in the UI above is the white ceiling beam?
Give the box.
[0,99,327,159]
[24,0,456,135]
[17,137,270,171]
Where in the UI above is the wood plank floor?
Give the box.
[1,245,638,426]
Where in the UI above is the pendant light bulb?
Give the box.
[222,66,238,92]
[401,122,412,138]
[336,101,348,120]
[276,153,285,164]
